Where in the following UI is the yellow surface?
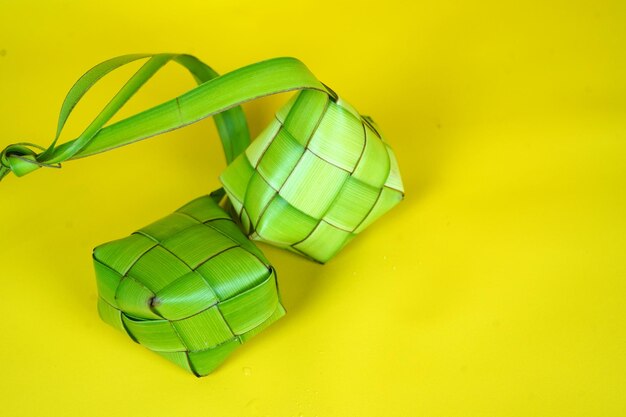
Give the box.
[1,0,625,416]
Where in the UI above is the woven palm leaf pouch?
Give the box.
[95,192,284,376]
[1,54,404,375]
[221,90,404,263]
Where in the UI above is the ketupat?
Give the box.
[94,192,285,376]
[220,90,404,263]
[0,54,404,262]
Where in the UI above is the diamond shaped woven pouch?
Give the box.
[94,194,285,376]
[220,90,404,263]
[1,55,404,264]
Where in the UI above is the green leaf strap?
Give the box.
[0,55,329,180]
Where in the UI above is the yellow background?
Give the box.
[1,0,625,416]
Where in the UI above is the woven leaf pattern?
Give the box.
[0,54,406,375]
[220,90,404,263]
[93,195,285,376]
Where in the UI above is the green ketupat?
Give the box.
[220,90,404,263]
[94,193,285,376]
